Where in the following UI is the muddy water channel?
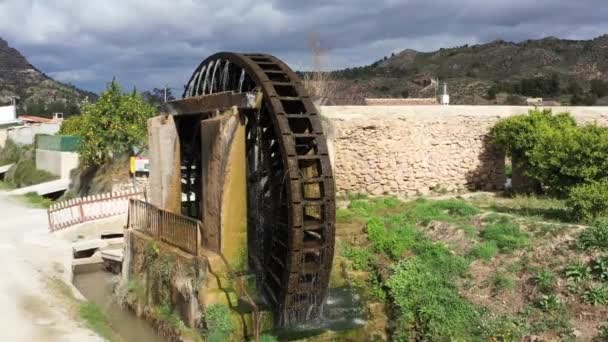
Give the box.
[73,268,165,342]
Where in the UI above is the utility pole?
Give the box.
[164,85,168,103]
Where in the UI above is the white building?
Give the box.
[0,104,19,125]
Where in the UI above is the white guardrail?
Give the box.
[48,190,144,232]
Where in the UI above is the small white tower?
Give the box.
[440,82,450,105]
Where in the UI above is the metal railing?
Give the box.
[127,199,202,256]
[48,190,144,232]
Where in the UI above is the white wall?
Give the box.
[7,123,61,145]
[35,149,79,179]
[0,105,16,123]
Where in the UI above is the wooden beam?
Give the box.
[159,91,259,116]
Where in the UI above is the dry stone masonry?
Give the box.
[322,105,608,197]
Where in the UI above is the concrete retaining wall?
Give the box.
[36,149,79,179]
[8,122,61,145]
[321,105,608,196]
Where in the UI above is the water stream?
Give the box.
[275,286,368,340]
[73,269,366,341]
[73,267,165,342]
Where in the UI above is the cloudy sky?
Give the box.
[1,0,607,94]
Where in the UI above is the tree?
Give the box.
[590,79,608,98]
[60,80,155,166]
[142,87,176,106]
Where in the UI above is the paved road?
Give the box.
[0,191,102,341]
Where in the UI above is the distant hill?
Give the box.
[330,35,608,105]
[0,37,97,117]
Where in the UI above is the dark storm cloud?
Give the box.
[0,0,606,93]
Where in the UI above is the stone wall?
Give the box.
[322,105,608,197]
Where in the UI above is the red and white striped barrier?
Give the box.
[48,190,144,232]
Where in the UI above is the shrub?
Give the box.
[4,159,57,187]
[491,109,608,197]
[567,181,608,222]
[578,218,608,251]
[528,124,608,196]
[491,110,576,179]
[0,139,22,165]
[60,80,155,166]
[480,221,529,251]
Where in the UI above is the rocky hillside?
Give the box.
[330,35,608,105]
[0,37,96,117]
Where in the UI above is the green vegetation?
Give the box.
[0,139,21,166]
[18,192,54,208]
[387,253,476,340]
[60,80,155,166]
[5,159,57,187]
[491,110,608,220]
[578,219,608,251]
[79,302,116,341]
[492,272,516,292]
[582,286,608,305]
[158,304,186,330]
[337,194,608,340]
[534,270,557,293]
[341,244,375,271]
[567,181,608,222]
[480,216,529,251]
[0,141,57,188]
[564,262,592,283]
[468,241,499,261]
[487,74,561,99]
[204,304,234,341]
[592,256,608,281]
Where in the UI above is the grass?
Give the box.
[468,241,499,261]
[79,302,116,341]
[492,272,516,292]
[578,218,608,251]
[18,192,54,208]
[0,180,14,190]
[204,304,234,339]
[564,262,592,284]
[47,277,120,341]
[533,270,557,293]
[337,195,608,340]
[470,195,570,223]
[341,243,375,271]
[480,216,529,251]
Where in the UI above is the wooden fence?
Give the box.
[48,190,144,232]
[127,199,202,256]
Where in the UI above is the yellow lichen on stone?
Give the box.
[219,110,248,270]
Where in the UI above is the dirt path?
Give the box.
[0,191,103,341]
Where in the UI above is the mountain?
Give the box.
[0,37,97,117]
[329,35,608,105]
